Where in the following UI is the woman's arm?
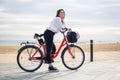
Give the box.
[54,17,66,32]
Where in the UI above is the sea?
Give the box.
[0,39,118,46]
[0,40,36,46]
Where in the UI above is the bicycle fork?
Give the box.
[67,45,75,59]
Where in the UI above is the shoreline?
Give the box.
[0,43,120,54]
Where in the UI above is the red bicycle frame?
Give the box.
[31,33,74,60]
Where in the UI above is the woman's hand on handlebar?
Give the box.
[67,28,72,31]
[61,28,71,33]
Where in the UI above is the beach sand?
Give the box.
[0,43,120,63]
[79,43,120,52]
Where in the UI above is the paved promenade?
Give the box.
[0,51,120,80]
[0,60,120,80]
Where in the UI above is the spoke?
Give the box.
[62,45,85,70]
[26,47,34,57]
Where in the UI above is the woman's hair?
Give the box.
[56,9,64,17]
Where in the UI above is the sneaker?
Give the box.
[48,66,59,72]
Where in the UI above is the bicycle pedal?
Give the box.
[35,57,42,59]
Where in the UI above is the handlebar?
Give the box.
[60,28,72,34]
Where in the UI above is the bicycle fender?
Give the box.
[18,45,37,53]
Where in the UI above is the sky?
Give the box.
[0,0,120,43]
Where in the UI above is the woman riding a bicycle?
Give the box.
[44,9,70,71]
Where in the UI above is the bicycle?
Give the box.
[17,30,85,72]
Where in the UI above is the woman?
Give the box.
[44,9,67,71]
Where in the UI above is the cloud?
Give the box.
[0,13,51,25]
[0,0,120,42]
[17,0,33,2]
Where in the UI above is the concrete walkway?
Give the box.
[0,60,120,80]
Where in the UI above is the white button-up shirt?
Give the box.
[47,17,66,33]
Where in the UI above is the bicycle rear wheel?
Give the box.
[61,44,85,70]
[17,45,43,72]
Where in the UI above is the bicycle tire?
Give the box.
[61,44,85,70]
[17,45,43,72]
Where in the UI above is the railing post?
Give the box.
[90,40,93,62]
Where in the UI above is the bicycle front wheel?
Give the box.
[61,44,85,70]
[17,45,43,72]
